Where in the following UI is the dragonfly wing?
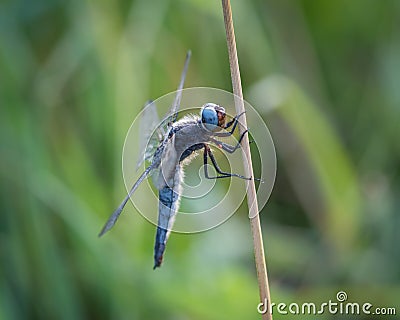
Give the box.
[138,51,191,170]
[163,50,191,126]
[136,100,164,169]
[99,165,155,237]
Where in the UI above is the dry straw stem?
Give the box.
[221,0,272,319]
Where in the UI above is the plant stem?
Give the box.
[221,1,272,319]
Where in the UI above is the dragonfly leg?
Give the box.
[224,111,246,129]
[203,145,251,180]
[211,129,248,154]
[213,111,246,137]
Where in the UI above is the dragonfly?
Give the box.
[99,51,254,269]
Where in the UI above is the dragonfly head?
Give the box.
[201,103,226,131]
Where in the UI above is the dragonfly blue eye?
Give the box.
[201,104,219,131]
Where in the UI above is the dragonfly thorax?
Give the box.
[200,103,226,132]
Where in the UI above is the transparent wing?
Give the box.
[136,50,192,168]
[99,50,192,238]
[136,100,165,169]
[163,50,191,127]
[98,165,155,237]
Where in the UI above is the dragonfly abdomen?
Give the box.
[154,166,183,269]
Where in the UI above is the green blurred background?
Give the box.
[1,0,399,319]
